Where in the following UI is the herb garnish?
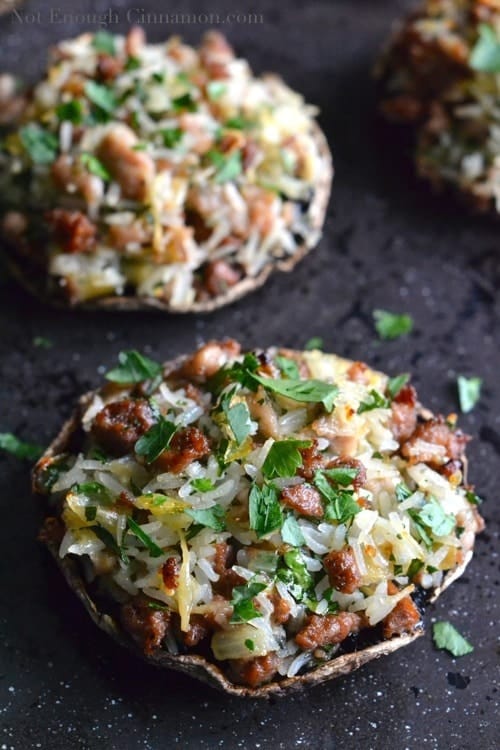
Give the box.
[160,127,183,149]
[262,439,311,479]
[251,373,339,412]
[191,478,216,493]
[72,481,113,504]
[432,621,474,657]
[91,525,129,564]
[281,514,305,546]
[92,30,116,56]
[275,356,300,379]
[387,373,409,399]
[126,517,163,557]
[105,350,162,384]
[277,549,313,601]
[305,337,323,351]
[33,336,52,349]
[407,558,424,579]
[357,389,390,413]
[172,93,197,112]
[220,391,253,445]
[465,489,483,506]
[395,482,412,501]
[206,81,227,100]
[230,580,266,622]
[84,81,117,117]
[457,375,482,413]
[418,498,456,537]
[470,24,500,72]
[19,124,58,164]
[248,483,283,538]
[80,153,111,181]
[245,638,255,651]
[135,416,177,464]
[313,471,360,523]
[322,466,359,487]
[0,433,43,461]
[373,309,413,340]
[208,149,242,183]
[185,504,226,531]
[56,100,83,124]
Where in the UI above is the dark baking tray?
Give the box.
[0,1,498,748]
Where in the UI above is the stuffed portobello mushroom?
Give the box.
[34,341,484,696]
[0,29,331,311]
[377,0,500,213]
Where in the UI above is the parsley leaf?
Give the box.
[357,389,390,414]
[281,514,305,546]
[395,482,412,501]
[19,124,58,164]
[457,375,482,413]
[185,504,226,531]
[84,80,117,115]
[465,490,483,506]
[208,149,242,183]
[0,433,43,461]
[252,373,338,412]
[313,471,360,523]
[80,153,111,181]
[125,55,141,71]
[33,336,52,349]
[433,621,474,657]
[373,309,413,340]
[305,337,323,351]
[92,30,116,55]
[277,549,313,601]
[230,580,266,623]
[172,93,197,112]
[91,525,129,564]
[191,478,215,493]
[418,498,456,537]
[275,356,300,379]
[206,81,227,100]
[245,638,255,651]
[56,99,83,124]
[105,350,162,383]
[126,517,163,557]
[160,127,184,149]
[249,483,283,538]
[407,559,424,579]
[470,23,500,73]
[408,509,433,548]
[72,481,113,504]
[221,393,253,445]
[135,416,177,464]
[387,373,409,399]
[322,466,359,487]
[262,439,311,479]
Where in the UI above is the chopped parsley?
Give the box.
[470,23,500,73]
[275,356,300,379]
[395,482,412,502]
[432,621,474,657]
[262,439,311,479]
[277,549,313,601]
[92,30,116,56]
[72,481,113,504]
[105,350,162,384]
[281,514,305,546]
[160,127,184,149]
[244,638,255,652]
[220,392,253,445]
[387,373,409,399]
[208,149,243,183]
[406,558,424,579]
[172,93,197,112]
[191,478,216,493]
[230,580,266,623]
[251,373,338,413]
[185,504,226,531]
[313,471,360,523]
[56,99,83,124]
[457,375,482,414]
[0,433,43,461]
[305,337,323,351]
[418,498,456,537]
[373,309,413,340]
[206,81,227,100]
[225,115,250,130]
[322,466,359,487]
[80,153,111,181]
[84,80,117,117]
[19,124,58,164]
[135,416,177,464]
[465,490,483,506]
[126,517,163,558]
[125,55,141,71]
[357,389,390,413]
[248,482,283,538]
[33,335,52,349]
[91,525,129,564]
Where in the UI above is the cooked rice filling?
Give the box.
[35,342,483,688]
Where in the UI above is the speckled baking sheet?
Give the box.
[0,1,498,748]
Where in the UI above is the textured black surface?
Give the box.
[0,1,499,748]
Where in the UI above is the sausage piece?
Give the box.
[390,384,418,443]
[153,427,210,473]
[97,124,155,201]
[323,546,362,594]
[383,594,421,639]
[230,653,279,688]
[91,398,155,456]
[402,416,470,467]
[120,597,170,655]
[298,441,325,480]
[46,209,96,254]
[180,339,241,382]
[280,484,324,518]
[295,612,362,650]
